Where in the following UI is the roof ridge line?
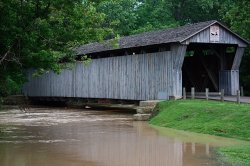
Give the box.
[121,20,217,40]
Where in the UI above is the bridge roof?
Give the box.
[76,20,249,55]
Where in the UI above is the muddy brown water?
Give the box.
[0,107,247,166]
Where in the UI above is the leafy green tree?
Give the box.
[132,0,178,34]
[97,0,138,36]
[167,0,225,24]
[96,0,178,35]
[0,0,111,96]
[220,0,250,95]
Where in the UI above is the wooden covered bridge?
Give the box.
[23,20,249,101]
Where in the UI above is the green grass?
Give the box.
[217,145,250,166]
[149,99,250,165]
[150,100,250,141]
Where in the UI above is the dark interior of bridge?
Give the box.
[182,43,237,92]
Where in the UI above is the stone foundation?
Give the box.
[133,100,162,121]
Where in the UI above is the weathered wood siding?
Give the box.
[182,24,247,47]
[172,44,187,98]
[232,47,245,70]
[219,70,239,95]
[23,49,184,100]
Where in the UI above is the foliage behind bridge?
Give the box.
[0,0,249,97]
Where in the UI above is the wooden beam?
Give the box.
[209,46,221,59]
[200,56,219,91]
[209,46,226,70]
[172,44,187,70]
[232,47,245,70]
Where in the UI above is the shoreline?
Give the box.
[149,99,250,165]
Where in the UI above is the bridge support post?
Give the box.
[191,87,195,99]
[205,88,209,100]
[220,89,224,102]
[183,87,186,100]
[241,86,244,96]
[237,90,240,104]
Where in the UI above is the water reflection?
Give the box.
[0,107,245,166]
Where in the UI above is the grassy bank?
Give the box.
[149,100,250,165]
[217,145,250,165]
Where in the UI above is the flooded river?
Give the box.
[0,107,246,166]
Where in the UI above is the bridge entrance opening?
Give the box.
[182,43,237,94]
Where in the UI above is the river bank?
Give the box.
[149,99,250,165]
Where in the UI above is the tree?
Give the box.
[0,0,111,96]
[132,0,178,34]
[96,0,178,36]
[167,0,228,25]
[220,0,250,94]
[97,0,138,36]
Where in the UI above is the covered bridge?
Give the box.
[23,20,249,101]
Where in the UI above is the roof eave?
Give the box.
[215,22,250,45]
